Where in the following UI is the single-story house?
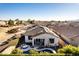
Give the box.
[22,25,66,47]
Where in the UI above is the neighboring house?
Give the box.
[34,21,51,26]
[70,35,79,46]
[23,25,65,47]
[47,22,79,47]
[0,21,6,26]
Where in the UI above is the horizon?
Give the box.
[1,18,79,21]
[0,3,79,21]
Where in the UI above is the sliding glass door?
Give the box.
[34,39,44,47]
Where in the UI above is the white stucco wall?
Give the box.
[32,33,60,46]
[25,36,32,42]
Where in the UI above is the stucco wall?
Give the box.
[25,36,32,42]
[32,33,60,46]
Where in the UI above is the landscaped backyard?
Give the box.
[0,45,79,56]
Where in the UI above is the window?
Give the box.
[49,38,54,43]
[34,38,44,46]
[28,36,32,40]
[36,39,40,43]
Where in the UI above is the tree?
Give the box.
[15,18,19,21]
[8,19,14,26]
[50,20,55,22]
[27,19,35,24]
[7,28,18,33]
[19,20,23,24]
[15,19,20,25]
[15,19,23,25]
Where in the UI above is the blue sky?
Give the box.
[0,3,79,21]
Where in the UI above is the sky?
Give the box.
[0,3,79,21]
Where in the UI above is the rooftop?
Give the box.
[24,25,59,37]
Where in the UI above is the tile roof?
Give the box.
[24,25,59,37]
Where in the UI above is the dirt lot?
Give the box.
[0,27,10,42]
[0,25,24,42]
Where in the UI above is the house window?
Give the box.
[28,36,32,40]
[35,39,40,43]
[49,38,54,43]
[34,39,44,46]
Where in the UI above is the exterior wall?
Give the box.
[32,33,60,46]
[25,36,32,42]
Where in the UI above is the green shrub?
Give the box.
[72,47,79,56]
[7,28,18,33]
[29,49,38,54]
[8,19,14,26]
[58,45,79,56]
[11,48,23,54]
[28,49,65,56]
[0,49,65,56]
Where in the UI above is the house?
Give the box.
[47,22,79,47]
[23,25,65,47]
[70,34,79,46]
[34,21,51,26]
[0,21,6,26]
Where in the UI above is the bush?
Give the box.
[27,19,34,24]
[28,49,65,56]
[7,28,18,33]
[58,45,79,56]
[8,19,14,26]
[29,49,38,54]
[11,48,23,54]
[0,49,65,56]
